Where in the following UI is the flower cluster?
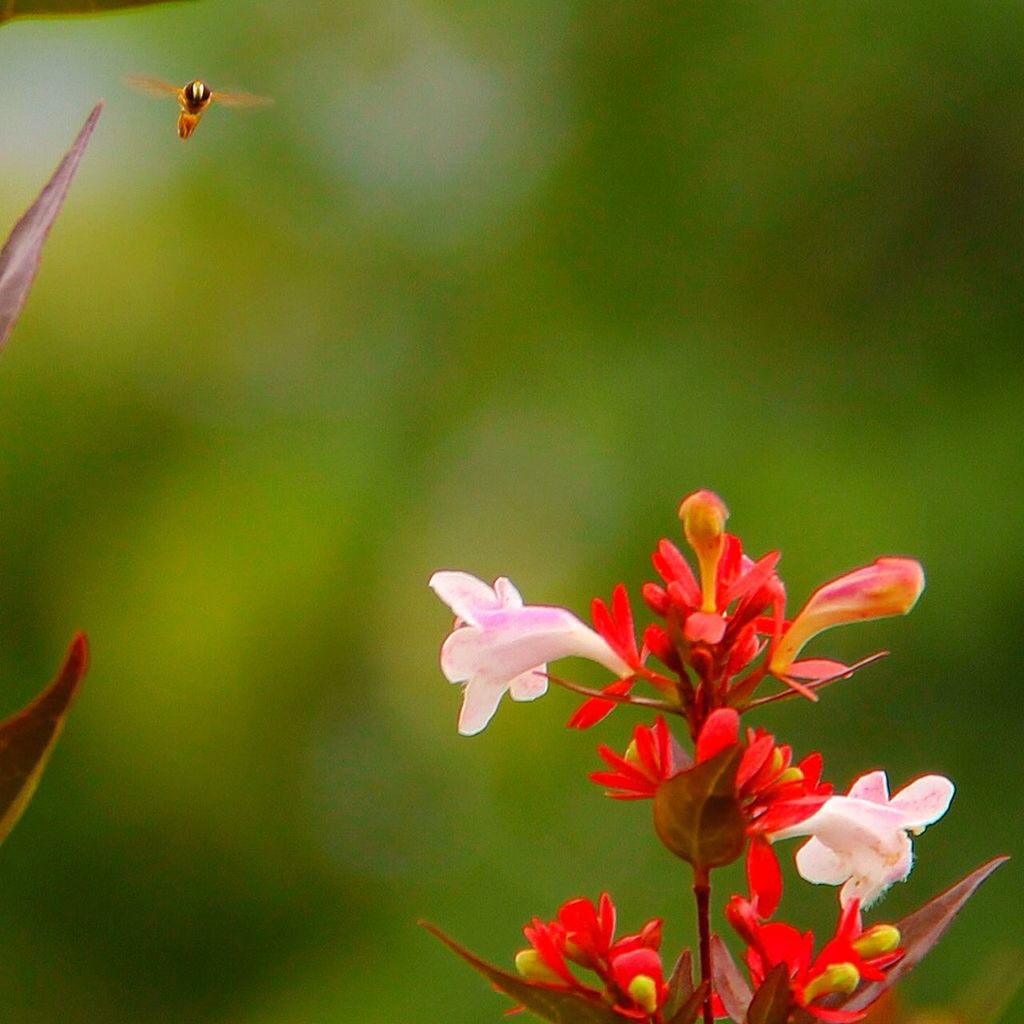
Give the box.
[426,491,988,1024]
[430,490,924,738]
[726,894,903,1022]
[515,893,667,1021]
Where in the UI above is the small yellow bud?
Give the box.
[803,962,860,1003]
[515,949,563,985]
[627,974,659,1014]
[852,924,901,958]
[775,766,803,786]
[624,738,642,768]
[678,490,729,613]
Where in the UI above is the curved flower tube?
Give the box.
[430,571,631,736]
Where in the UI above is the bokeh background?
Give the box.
[0,2,1021,1021]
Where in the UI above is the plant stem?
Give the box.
[693,866,714,1024]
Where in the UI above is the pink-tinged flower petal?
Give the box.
[432,571,630,736]
[684,611,727,644]
[770,558,925,676]
[888,775,955,832]
[794,838,849,885]
[429,570,520,625]
[777,768,953,907]
[847,770,889,805]
[457,677,510,736]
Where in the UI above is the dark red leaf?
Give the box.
[0,1,187,24]
[711,934,752,1023]
[0,104,101,352]
[653,746,746,869]
[791,857,1010,1024]
[745,963,791,1024]
[663,949,694,1020]
[667,981,709,1024]
[0,633,88,844]
[837,856,1009,1014]
[421,921,628,1024]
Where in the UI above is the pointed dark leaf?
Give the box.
[667,981,709,1024]
[663,949,694,1020]
[745,963,791,1024]
[654,746,746,869]
[0,633,88,844]
[787,856,1013,1024]
[421,922,627,1024]
[836,856,1008,1014]
[711,934,752,1023]
[0,0,187,25]
[0,103,101,352]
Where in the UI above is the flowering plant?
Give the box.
[425,491,1004,1024]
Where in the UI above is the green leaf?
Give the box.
[0,633,88,845]
[710,934,752,1023]
[0,103,101,352]
[745,963,791,1024]
[422,922,629,1024]
[0,0,188,25]
[653,746,746,869]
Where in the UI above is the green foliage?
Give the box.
[0,0,187,26]
[0,103,101,351]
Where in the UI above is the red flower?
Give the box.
[563,491,925,735]
[516,893,668,1020]
[697,708,831,916]
[726,895,903,1022]
[590,717,686,800]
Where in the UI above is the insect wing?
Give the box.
[124,74,181,99]
[213,89,274,109]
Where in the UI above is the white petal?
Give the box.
[847,770,890,804]
[794,838,850,885]
[429,571,501,626]
[889,775,955,832]
[493,576,524,609]
[457,679,508,736]
[508,668,548,702]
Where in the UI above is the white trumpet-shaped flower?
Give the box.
[429,571,631,736]
[773,770,954,907]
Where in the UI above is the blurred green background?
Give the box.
[0,2,1021,1021]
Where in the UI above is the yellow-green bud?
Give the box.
[627,974,659,1014]
[802,962,860,1003]
[515,949,563,985]
[624,739,642,768]
[775,766,804,786]
[852,924,901,958]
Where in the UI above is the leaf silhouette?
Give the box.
[0,0,187,25]
[838,856,1009,1014]
[711,934,752,1023]
[791,856,1010,1023]
[0,633,88,844]
[653,746,746,869]
[745,963,791,1024]
[421,921,628,1024]
[0,103,101,352]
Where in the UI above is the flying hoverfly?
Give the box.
[126,76,272,139]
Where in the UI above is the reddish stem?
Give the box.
[693,866,714,1024]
